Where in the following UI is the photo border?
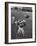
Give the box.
[5,2,36,44]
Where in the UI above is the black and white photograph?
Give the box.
[5,2,36,44]
[11,7,32,39]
